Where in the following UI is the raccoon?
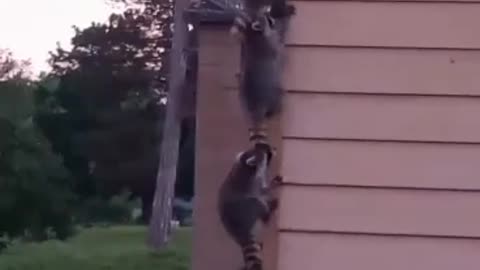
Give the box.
[218,142,282,270]
[230,0,296,142]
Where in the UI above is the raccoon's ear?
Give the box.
[245,155,257,166]
[233,17,248,31]
[251,20,262,31]
[235,151,245,161]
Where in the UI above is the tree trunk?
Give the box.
[147,0,189,250]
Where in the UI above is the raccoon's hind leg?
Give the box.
[260,175,283,223]
[260,197,279,223]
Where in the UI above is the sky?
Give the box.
[0,0,121,75]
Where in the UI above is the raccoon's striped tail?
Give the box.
[241,240,263,270]
[248,127,268,144]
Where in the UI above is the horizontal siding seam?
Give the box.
[285,44,480,51]
[278,229,480,240]
[227,88,480,98]
[279,182,480,193]
[226,88,480,98]
[285,89,480,98]
[282,136,480,145]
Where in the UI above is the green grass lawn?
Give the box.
[0,226,191,270]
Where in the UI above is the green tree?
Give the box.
[0,48,31,80]
[36,9,170,222]
[0,55,75,249]
[111,0,197,203]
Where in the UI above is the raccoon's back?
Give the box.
[240,61,282,118]
[218,197,267,246]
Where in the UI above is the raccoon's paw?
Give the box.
[271,175,283,186]
[230,17,248,41]
[286,4,296,16]
[230,25,244,42]
[268,198,279,212]
[270,3,296,19]
[233,16,248,31]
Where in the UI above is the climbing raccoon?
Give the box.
[230,0,296,142]
[217,142,282,270]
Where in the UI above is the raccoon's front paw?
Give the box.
[286,4,296,16]
[268,198,279,212]
[230,17,248,41]
[230,25,244,41]
[271,4,296,18]
[233,16,248,31]
[271,175,283,186]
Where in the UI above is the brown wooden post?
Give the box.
[191,23,282,270]
[191,25,248,270]
[147,0,189,250]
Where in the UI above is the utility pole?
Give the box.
[147,0,189,250]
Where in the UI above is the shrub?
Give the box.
[0,80,76,250]
[75,190,140,225]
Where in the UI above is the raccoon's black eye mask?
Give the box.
[250,14,275,31]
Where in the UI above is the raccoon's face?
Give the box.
[235,150,257,168]
[250,13,275,33]
[254,142,276,164]
[235,143,276,167]
[230,5,275,41]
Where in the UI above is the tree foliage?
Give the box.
[0,60,75,250]
[109,0,197,202]
[0,1,197,248]
[0,49,32,81]
[35,5,173,222]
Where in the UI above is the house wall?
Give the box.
[193,0,480,269]
[275,1,480,270]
